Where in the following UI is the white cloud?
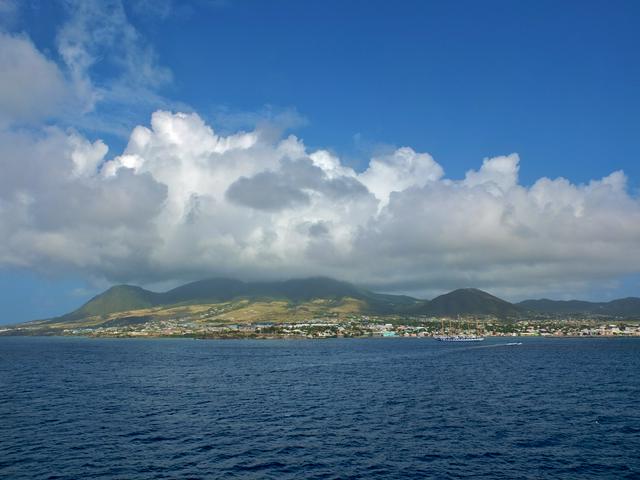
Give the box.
[0,126,166,274]
[0,2,637,302]
[56,0,172,108]
[0,33,69,124]
[0,0,177,135]
[359,147,444,206]
[1,110,639,300]
[463,154,519,193]
[68,133,108,177]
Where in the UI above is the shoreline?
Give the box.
[2,333,639,340]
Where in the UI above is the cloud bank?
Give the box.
[1,1,639,300]
[1,109,639,298]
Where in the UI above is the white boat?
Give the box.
[434,334,485,342]
[434,317,485,342]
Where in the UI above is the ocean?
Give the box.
[1,336,639,479]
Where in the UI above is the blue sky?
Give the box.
[1,0,639,323]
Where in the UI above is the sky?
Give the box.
[0,0,639,323]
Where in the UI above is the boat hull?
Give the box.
[434,336,485,342]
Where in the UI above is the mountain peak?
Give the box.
[36,277,640,326]
[58,277,413,322]
[448,287,489,295]
[421,287,521,317]
[64,284,158,320]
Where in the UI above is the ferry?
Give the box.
[434,316,485,342]
[434,334,485,342]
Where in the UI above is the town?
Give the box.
[51,314,640,339]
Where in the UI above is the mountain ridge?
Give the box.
[54,276,423,323]
[31,277,640,326]
[516,297,640,316]
[416,288,523,317]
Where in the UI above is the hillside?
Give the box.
[18,278,639,335]
[605,298,640,316]
[65,285,160,320]
[417,288,523,317]
[161,277,399,305]
[518,297,640,317]
[54,277,421,323]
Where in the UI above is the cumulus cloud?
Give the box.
[227,170,312,211]
[1,109,639,300]
[226,157,369,211]
[0,33,69,124]
[360,147,444,206]
[0,0,178,134]
[0,126,167,275]
[463,154,519,193]
[0,3,638,299]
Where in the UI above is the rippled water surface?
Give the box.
[1,337,639,479]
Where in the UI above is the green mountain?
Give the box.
[161,278,247,304]
[65,285,159,320]
[417,288,523,317]
[160,276,421,311]
[53,279,535,325]
[516,299,596,314]
[56,277,422,322]
[40,278,639,329]
[518,297,640,317]
[163,277,370,304]
[605,298,640,316]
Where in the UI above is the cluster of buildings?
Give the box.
[57,315,640,339]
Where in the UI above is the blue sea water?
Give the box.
[1,337,639,479]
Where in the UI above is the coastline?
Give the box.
[2,333,638,340]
